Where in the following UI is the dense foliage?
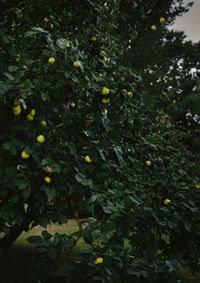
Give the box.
[0,0,200,282]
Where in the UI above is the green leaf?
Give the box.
[27,236,43,244]
[45,187,56,201]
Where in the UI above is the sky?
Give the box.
[171,0,200,42]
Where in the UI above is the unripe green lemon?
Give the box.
[100,51,105,57]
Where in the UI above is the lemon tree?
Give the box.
[0,0,200,282]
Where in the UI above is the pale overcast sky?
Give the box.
[171,0,200,42]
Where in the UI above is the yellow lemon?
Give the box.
[16,53,21,58]
[100,51,105,57]
[160,17,165,23]
[36,135,45,143]
[102,98,110,104]
[48,57,55,64]
[41,120,47,127]
[70,102,76,108]
[127,91,133,97]
[95,257,103,264]
[44,17,49,22]
[27,114,34,121]
[73,61,80,67]
[13,105,21,115]
[164,199,171,205]
[50,24,53,28]
[90,36,97,41]
[151,25,156,31]
[45,166,52,173]
[195,184,200,189]
[145,160,151,166]
[104,109,108,115]
[99,73,103,78]
[21,150,30,159]
[85,155,92,163]
[101,87,109,95]
[17,164,21,171]
[44,176,51,183]
[30,109,36,116]
[122,89,127,93]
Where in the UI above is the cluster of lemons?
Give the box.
[151,17,165,31]
[13,105,51,183]
[44,17,53,29]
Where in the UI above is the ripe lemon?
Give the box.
[164,199,171,205]
[195,184,200,189]
[21,150,30,159]
[100,51,105,57]
[99,73,103,78]
[122,89,127,94]
[85,155,92,163]
[45,166,52,173]
[73,61,80,67]
[50,24,53,28]
[104,109,108,115]
[48,57,55,64]
[145,160,151,166]
[13,105,21,115]
[127,91,133,97]
[102,98,110,104]
[151,25,156,31]
[160,17,165,23]
[44,17,49,22]
[27,114,34,121]
[30,109,36,116]
[17,164,21,171]
[44,176,51,183]
[90,36,97,41]
[101,87,109,95]
[41,120,47,127]
[70,102,75,108]
[95,257,103,264]
[36,135,45,143]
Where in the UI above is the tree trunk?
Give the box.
[0,213,32,257]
